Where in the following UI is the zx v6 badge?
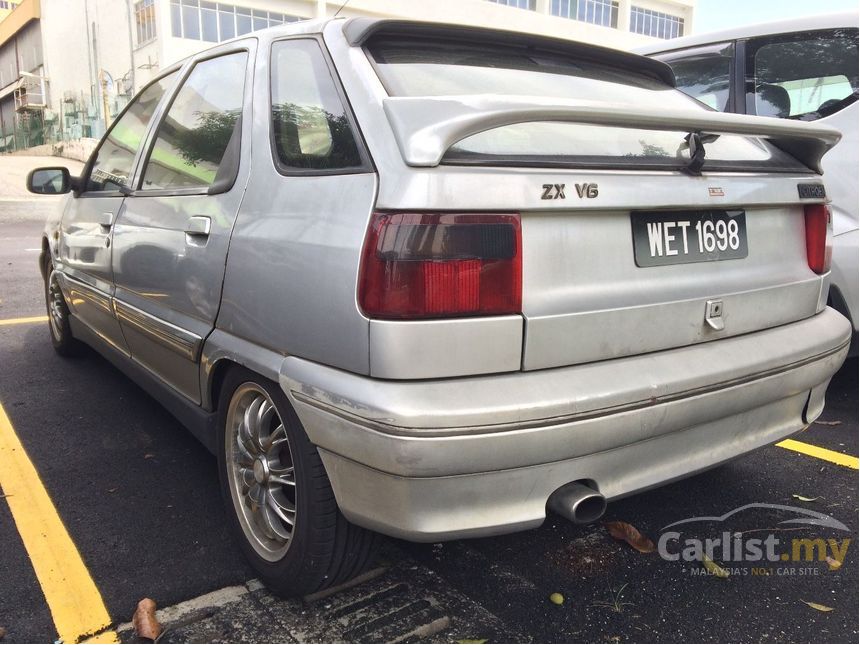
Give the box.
[541,183,598,200]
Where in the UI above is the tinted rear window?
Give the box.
[368,38,806,172]
[369,38,670,98]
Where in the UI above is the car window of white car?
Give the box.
[654,42,734,112]
[745,28,859,121]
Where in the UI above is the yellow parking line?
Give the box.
[0,402,118,643]
[0,315,48,326]
[776,438,859,470]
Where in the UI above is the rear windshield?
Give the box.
[367,38,806,172]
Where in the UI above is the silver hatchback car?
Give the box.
[30,18,851,596]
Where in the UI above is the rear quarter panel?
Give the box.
[216,30,378,375]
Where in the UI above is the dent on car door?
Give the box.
[111,47,252,403]
[58,73,177,353]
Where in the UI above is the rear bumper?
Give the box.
[279,308,851,541]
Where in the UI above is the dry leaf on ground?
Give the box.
[792,494,822,502]
[825,556,843,570]
[605,521,656,553]
[132,598,162,641]
[801,600,834,612]
[702,554,730,578]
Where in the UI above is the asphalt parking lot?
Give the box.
[0,155,857,644]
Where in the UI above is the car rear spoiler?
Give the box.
[382,95,842,173]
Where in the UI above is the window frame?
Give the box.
[742,27,859,120]
[132,43,252,197]
[487,0,536,10]
[630,5,684,40]
[77,66,182,198]
[134,0,157,47]
[267,35,373,178]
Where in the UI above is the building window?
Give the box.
[485,0,536,9]
[630,6,684,39]
[169,1,302,42]
[551,0,619,29]
[134,0,157,45]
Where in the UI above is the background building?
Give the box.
[0,0,695,153]
[0,1,20,22]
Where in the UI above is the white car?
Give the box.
[638,11,858,354]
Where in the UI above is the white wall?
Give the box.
[40,0,134,136]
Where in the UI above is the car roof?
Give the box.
[634,10,858,55]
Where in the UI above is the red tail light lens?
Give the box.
[358,212,522,319]
[804,204,832,275]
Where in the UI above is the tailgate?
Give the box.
[354,30,841,377]
[521,201,821,370]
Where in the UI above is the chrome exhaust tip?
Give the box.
[547,481,607,525]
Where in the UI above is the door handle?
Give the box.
[98,212,114,231]
[184,216,211,237]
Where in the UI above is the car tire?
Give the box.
[216,366,380,597]
[44,260,83,357]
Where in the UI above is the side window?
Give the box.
[86,73,176,192]
[657,42,733,112]
[270,39,364,172]
[746,28,859,121]
[141,51,248,191]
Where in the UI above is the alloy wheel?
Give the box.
[225,383,297,562]
[47,270,65,341]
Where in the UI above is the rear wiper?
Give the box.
[682,132,720,176]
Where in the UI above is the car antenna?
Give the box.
[334,0,352,18]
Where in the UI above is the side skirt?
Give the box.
[69,316,217,454]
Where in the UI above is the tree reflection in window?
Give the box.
[749,28,858,121]
[270,39,363,171]
[272,103,360,169]
[142,51,247,190]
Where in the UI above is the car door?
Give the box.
[57,72,178,353]
[111,43,254,403]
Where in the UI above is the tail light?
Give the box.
[358,212,522,319]
[804,204,832,275]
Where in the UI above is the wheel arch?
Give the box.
[207,357,239,412]
[200,330,287,412]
